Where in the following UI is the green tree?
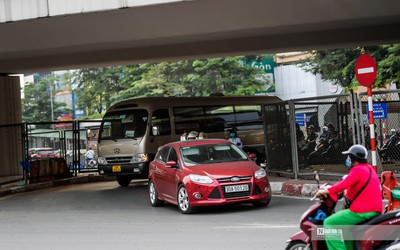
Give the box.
[111,56,266,101]
[22,78,68,122]
[300,45,399,90]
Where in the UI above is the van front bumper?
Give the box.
[98,162,149,178]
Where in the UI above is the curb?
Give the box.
[270,181,319,197]
[0,175,116,198]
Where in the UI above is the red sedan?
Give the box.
[148,139,271,214]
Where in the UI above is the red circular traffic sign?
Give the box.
[355,54,377,87]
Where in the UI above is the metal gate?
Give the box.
[264,93,356,178]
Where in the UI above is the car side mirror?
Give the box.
[166,160,177,168]
[248,153,257,161]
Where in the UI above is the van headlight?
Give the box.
[130,153,148,163]
[97,157,107,165]
[255,168,266,179]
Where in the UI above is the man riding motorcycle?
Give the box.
[314,144,382,250]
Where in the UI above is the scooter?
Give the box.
[285,172,400,250]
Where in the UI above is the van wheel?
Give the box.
[117,176,132,187]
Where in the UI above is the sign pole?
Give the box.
[367,87,377,172]
[355,53,378,172]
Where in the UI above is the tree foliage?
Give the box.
[72,56,267,114]
[22,77,68,123]
[300,44,400,91]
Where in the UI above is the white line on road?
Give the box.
[212,224,298,229]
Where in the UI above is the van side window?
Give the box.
[234,105,263,130]
[174,107,204,134]
[151,109,171,135]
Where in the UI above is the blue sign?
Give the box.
[366,103,387,119]
[295,113,311,127]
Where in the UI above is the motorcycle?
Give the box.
[379,136,400,162]
[86,158,97,168]
[285,172,400,250]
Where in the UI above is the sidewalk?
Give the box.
[1,174,321,198]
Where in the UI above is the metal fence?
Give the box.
[265,90,400,178]
[265,94,356,178]
[358,89,400,173]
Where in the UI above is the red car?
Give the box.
[148,139,271,214]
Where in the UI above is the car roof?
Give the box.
[165,139,230,148]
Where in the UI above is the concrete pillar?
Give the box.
[0,75,23,177]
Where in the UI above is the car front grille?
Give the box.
[106,156,132,164]
[252,183,262,195]
[217,176,252,183]
[208,187,221,199]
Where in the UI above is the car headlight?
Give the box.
[130,153,148,163]
[97,157,107,165]
[255,168,266,179]
[189,174,213,184]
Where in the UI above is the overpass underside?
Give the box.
[0,0,400,177]
[0,0,400,74]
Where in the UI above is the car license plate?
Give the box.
[224,184,249,193]
[112,165,121,172]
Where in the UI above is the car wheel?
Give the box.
[285,241,308,250]
[117,176,132,187]
[149,180,163,207]
[177,185,195,214]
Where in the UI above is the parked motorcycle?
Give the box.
[379,135,400,162]
[285,172,400,250]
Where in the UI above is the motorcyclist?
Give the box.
[314,144,383,250]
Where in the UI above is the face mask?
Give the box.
[345,157,353,168]
[230,133,236,138]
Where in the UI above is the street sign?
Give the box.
[366,103,387,119]
[355,54,377,87]
[295,113,310,127]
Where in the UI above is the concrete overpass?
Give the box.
[0,0,400,74]
[0,0,400,177]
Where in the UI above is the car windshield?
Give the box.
[100,109,148,140]
[180,143,248,166]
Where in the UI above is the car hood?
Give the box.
[186,161,260,178]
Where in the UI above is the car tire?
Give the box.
[149,179,163,207]
[177,185,196,214]
[117,176,132,187]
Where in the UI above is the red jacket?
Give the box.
[328,164,383,214]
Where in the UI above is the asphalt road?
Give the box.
[0,181,312,250]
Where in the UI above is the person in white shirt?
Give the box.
[228,129,242,148]
[85,147,95,163]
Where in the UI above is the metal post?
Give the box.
[349,92,357,145]
[367,87,377,172]
[358,93,365,145]
[288,100,299,179]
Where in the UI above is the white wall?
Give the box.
[0,0,183,22]
[274,64,343,100]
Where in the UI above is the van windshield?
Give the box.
[100,109,148,140]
